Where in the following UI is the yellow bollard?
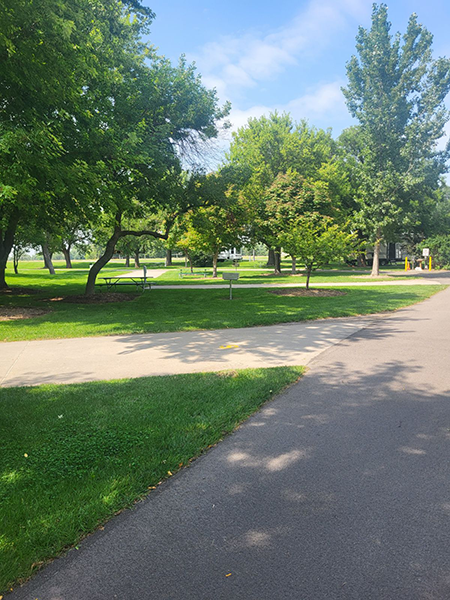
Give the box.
[405,257,408,271]
[429,256,432,271]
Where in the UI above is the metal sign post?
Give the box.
[422,248,430,270]
[222,273,239,299]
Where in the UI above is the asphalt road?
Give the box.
[11,286,450,600]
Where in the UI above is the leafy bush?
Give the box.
[191,252,213,267]
[418,235,450,269]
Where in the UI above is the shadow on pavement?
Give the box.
[11,351,450,600]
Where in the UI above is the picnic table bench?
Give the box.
[178,269,208,278]
[96,276,153,292]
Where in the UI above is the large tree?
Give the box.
[342,4,450,276]
[0,0,229,292]
[82,50,229,294]
[226,113,344,272]
[0,0,153,288]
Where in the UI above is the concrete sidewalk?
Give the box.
[0,317,372,387]
[154,278,448,289]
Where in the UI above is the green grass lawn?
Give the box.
[1,261,442,341]
[155,259,417,285]
[1,283,445,342]
[8,257,417,287]
[0,367,303,592]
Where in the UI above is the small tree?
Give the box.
[281,216,358,289]
[263,171,332,274]
[55,223,90,269]
[11,225,32,274]
[170,172,244,277]
[12,242,27,275]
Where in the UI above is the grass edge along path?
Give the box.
[0,366,304,593]
[0,285,446,342]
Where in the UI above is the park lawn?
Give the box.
[2,258,419,302]
[155,268,416,285]
[7,258,417,289]
[0,284,445,341]
[0,366,304,592]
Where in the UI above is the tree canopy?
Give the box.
[0,0,229,292]
[342,3,450,275]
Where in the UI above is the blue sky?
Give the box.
[141,0,450,153]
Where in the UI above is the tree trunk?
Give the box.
[85,214,168,294]
[356,231,366,267]
[0,242,10,289]
[85,230,122,295]
[306,266,312,289]
[252,248,256,261]
[274,249,281,274]
[13,247,19,274]
[371,233,381,277]
[291,256,297,274]
[184,254,188,268]
[165,249,172,266]
[356,253,366,267]
[212,253,218,278]
[62,244,72,268]
[0,212,19,288]
[188,253,193,273]
[134,250,140,268]
[0,213,19,289]
[267,248,275,267]
[42,244,55,275]
[125,254,130,267]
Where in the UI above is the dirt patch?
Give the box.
[0,307,51,321]
[56,293,137,304]
[268,289,346,297]
[0,287,40,295]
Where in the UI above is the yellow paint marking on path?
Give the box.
[219,344,239,350]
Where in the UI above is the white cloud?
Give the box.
[225,80,348,134]
[285,81,347,118]
[189,0,368,169]
[191,0,368,101]
[196,82,350,170]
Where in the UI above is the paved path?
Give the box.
[0,317,372,387]
[117,268,168,278]
[11,287,450,599]
[155,279,447,289]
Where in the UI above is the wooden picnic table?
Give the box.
[98,276,152,291]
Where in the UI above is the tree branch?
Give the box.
[119,229,168,240]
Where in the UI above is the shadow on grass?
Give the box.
[0,286,443,343]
